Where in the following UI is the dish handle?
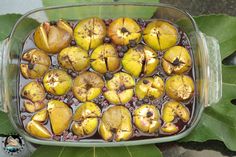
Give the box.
[199,32,222,107]
[0,38,10,112]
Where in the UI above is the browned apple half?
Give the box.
[47,100,72,135]
[26,120,51,139]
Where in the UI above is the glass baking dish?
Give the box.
[0,2,222,147]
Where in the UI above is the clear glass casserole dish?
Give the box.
[0,2,222,147]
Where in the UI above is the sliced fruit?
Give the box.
[133,104,160,133]
[72,102,101,137]
[43,69,72,96]
[104,72,135,104]
[143,20,178,50]
[161,101,187,135]
[47,100,72,135]
[57,19,73,36]
[72,72,104,102]
[20,49,51,79]
[74,17,106,50]
[135,76,164,99]
[161,122,179,134]
[162,46,192,75]
[24,100,45,113]
[58,46,89,72]
[90,44,120,73]
[21,81,45,102]
[26,120,51,139]
[162,101,190,123]
[34,20,72,53]
[99,106,132,141]
[32,108,48,122]
[108,17,141,45]
[122,45,159,77]
[165,75,194,101]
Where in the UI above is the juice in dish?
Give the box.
[19,17,195,142]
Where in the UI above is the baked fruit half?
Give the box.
[108,17,141,45]
[43,69,72,96]
[47,100,72,135]
[21,81,46,113]
[74,17,106,50]
[122,45,159,78]
[26,120,51,139]
[90,44,120,74]
[135,76,164,100]
[20,49,51,79]
[133,104,161,133]
[99,106,132,141]
[58,46,90,72]
[162,46,192,75]
[34,19,72,53]
[165,75,194,101]
[72,72,104,102]
[143,20,178,51]
[104,72,135,104]
[161,101,190,134]
[72,102,101,138]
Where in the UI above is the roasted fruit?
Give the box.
[165,75,194,101]
[43,69,72,96]
[143,20,178,50]
[24,100,45,113]
[26,120,51,139]
[161,101,190,134]
[104,72,135,104]
[21,81,45,103]
[20,49,51,79]
[133,104,160,133]
[47,100,72,135]
[90,44,120,74]
[122,45,159,77]
[108,17,141,45]
[162,46,192,75]
[22,81,45,113]
[32,108,48,122]
[72,102,101,137]
[72,72,104,102]
[161,122,179,134]
[34,20,72,53]
[162,101,190,123]
[99,106,132,141]
[135,76,164,99]
[74,17,106,50]
[58,46,89,72]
